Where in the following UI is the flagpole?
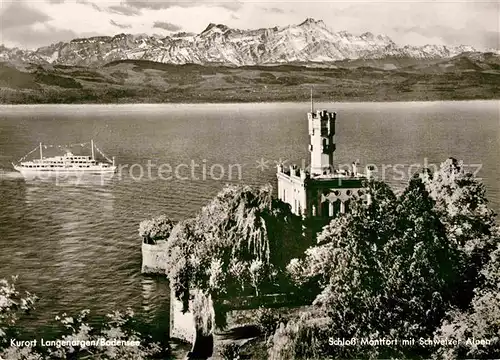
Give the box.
[310,88,314,113]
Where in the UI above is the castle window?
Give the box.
[320,201,329,217]
[344,200,351,214]
[333,200,341,216]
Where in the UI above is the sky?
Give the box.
[0,0,498,50]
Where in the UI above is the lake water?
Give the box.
[0,101,498,336]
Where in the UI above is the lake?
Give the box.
[0,100,498,336]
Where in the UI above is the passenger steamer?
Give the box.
[12,140,116,177]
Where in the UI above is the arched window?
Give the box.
[344,200,351,214]
[333,200,341,216]
[321,201,329,217]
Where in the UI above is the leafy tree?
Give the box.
[285,180,402,358]
[287,180,396,291]
[421,158,497,308]
[434,229,500,359]
[381,176,461,340]
[0,278,167,360]
[138,215,174,244]
[422,158,496,249]
[279,169,492,359]
[161,185,306,358]
[165,218,198,311]
[164,185,306,313]
[0,277,37,348]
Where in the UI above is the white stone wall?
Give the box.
[277,171,307,216]
[141,242,168,274]
[170,288,195,343]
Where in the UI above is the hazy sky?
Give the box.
[0,0,498,50]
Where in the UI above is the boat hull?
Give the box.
[13,165,117,179]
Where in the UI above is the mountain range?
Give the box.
[1,18,498,67]
[1,18,499,104]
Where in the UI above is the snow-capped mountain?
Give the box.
[0,45,47,64]
[0,18,495,67]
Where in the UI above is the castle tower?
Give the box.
[307,93,336,176]
[277,99,366,219]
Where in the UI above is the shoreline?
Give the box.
[0,98,498,107]
[2,59,498,105]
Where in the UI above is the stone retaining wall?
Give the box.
[170,288,195,343]
[141,242,167,274]
[169,290,313,344]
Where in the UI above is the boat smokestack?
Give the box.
[91,139,95,160]
[112,156,115,167]
[39,142,43,160]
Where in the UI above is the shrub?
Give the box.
[138,215,174,244]
[219,342,241,360]
[255,308,283,339]
[1,278,168,359]
[268,317,330,360]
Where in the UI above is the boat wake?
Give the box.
[0,169,25,180]
[0,168,116,187]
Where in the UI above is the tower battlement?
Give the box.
[307,109,335,121]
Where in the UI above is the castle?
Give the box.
[276,97,370,218]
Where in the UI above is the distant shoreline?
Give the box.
[0,98,498,106]
[1,59,498,105]
[1,96,499,106]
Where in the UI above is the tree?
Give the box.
[0,276,37,348]
[380,176,461,341]
[421,158,497,308]
[285,180,403,358]
[278,171,490,359]
[138,215,174,244]
[164,184,306,310]
[162,185,306,359]
[422,158,496,248]
[0,278,166,360]
[287,180,397,291]
[434,228,500,359]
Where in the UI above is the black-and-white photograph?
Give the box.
[0,1,499,359]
